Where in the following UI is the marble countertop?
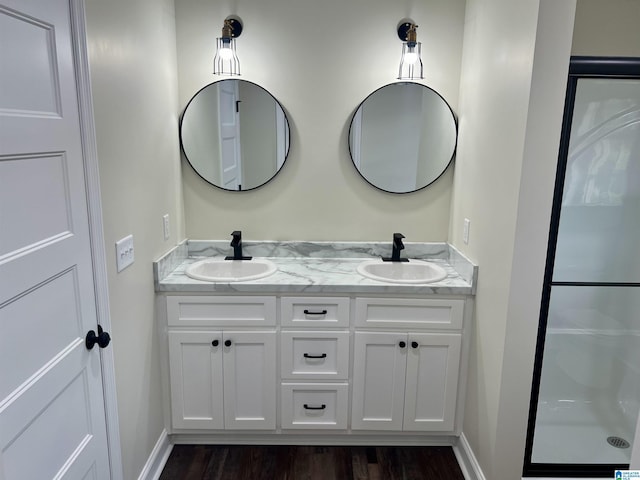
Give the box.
[154,240,477,296]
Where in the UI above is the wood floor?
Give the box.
[159,445,465,480]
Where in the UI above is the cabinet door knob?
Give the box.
[212,339,219,347]
[399,341,406,348]
[411,341,419,349]
[224,339,232,347]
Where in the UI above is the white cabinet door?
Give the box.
[351,332,407,430]
[168,330,276,430]
[168,331,224,430]
[403,333,461,432]
[223,331,276,430]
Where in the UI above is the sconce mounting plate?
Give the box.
[397,21,414,41]
[225,17,243,38]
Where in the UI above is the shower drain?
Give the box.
[607,436,630,449]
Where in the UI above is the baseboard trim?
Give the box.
[138,429,173,480]
[453,432,486,480]
[170,433,458,446]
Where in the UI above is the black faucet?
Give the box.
[225,231,252,260]
[382,233,409,262]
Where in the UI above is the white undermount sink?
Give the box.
[357,258,447,284]
[185,258,277,282]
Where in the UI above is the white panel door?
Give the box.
[168,331,224,430]
[217,80,241,190]
[351,332,407,430]
[0,0,111,478]
[403,333,461,432]
[223,331,276,430]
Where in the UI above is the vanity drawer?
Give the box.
[355,298,463,330]
[281,383,348,429]
[281,297,349,327]
[281,331,349,380]
[167,296,276,327]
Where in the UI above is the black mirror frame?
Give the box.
[179,79,291,192]
[348,81,458,194]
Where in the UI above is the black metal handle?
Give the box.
[399,341,406,348]
[411,341,419,349]
[303,353,327,359]
[224,340,232,347]
[86,325,111,350]
[212,340,219,347]
[303,404,326,410]
[303,309,328,315]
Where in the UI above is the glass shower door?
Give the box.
[525,58,640,477]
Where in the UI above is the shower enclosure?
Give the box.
[524,57,640,477]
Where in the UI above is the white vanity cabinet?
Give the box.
[351,298,465,432]
[166,296,277,431]
[162,293,469,438]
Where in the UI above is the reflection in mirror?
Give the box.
[349,82,457,193]
[180,79,290,191]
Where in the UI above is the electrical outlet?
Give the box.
[115,234,134,272]
[163,214,170,240]
[463,218,470,245]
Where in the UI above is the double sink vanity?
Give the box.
[154,237,476,445]
[170,43,471,445]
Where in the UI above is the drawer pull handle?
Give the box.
[303,353,327,359]
[411,341,419,349]
[303,309,328,315]
[304,404,326,410]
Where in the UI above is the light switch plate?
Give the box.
[115,234,134,272]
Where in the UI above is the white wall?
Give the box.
[84,0,183,478]
[492,4,576,476]
[450,0,575,478]
[175,0,466,242]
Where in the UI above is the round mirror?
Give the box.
[180,79,290,191]
[348,82,457,193]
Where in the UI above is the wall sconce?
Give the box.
[397,21,423,80]
[213,17,242,76]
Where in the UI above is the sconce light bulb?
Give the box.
[219,46,233,60]
[404,46,418,65]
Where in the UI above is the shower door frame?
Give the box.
[523,56,640,478]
